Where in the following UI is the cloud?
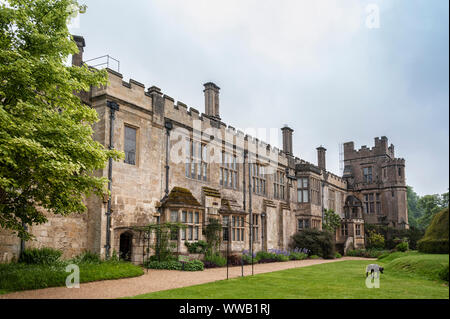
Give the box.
[152,0,365,68]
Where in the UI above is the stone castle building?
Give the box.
[0,36,408,263]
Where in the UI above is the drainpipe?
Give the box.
[164,120,173,197]
[19,222,27,257]
[105,100,119,259]
[243,151,247,211]
[248,152,253,274]
[321,181,325,219]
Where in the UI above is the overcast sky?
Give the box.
[71,0,449,196]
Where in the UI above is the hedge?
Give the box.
[418,208,449,254]
[144,260,204,271]
[417,239,449,254]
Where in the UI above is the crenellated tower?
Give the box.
[342,136,408,229]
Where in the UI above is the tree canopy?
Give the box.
[407,186,448,230]
[322,209,341,234]
[0,0,122,240]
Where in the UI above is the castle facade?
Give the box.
[0,37,408,263]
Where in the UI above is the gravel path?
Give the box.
[1,257,374,299]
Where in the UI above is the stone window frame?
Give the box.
[169,208,201,242]
[310,177,321,206]
[297,177,309,203]
[341,223,348,236]
[297,218,310,231]
[185,137,208,182]
[363,193,373,214]
[231,215,245,242]
[250,162,266,196]
[252,214,260,243]
[273,170,286,200]
[328,188,336,211]
[363,166,373,183]
[355,224,361,236]
[124,124,138,166]
[376,193,381,214]
[220,151,238,190]
[222,215,230,241]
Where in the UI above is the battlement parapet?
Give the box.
[382,158,406,166]
[105,68,152,111]
[344,136,396,161]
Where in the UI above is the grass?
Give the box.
[383,253,449,282]
[0,260,144,294]
[129,254,449,299]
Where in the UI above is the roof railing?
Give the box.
[84,55,120,73]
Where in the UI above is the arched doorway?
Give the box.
[119,232,133,261]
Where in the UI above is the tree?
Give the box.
[406,186,424,229]
[322,209,341,233]
[291,229,335,259]
[417,194,444,230]
[0,0,122,240]
[406,186,448,230]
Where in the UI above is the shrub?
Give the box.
[183,260,204,271]
[71,251,101,264]
[346,249,388,258]
[439,264,449,282]
[255,250,271,259]
[365,224,425,250]
[273,254,289,262]
[228,254,243,266]
[144,260,182,270]
[18,248,62,265]
[185,240,208,254]
[242,251,259,264]
[203,253,226,267]
[418,208,449,254]
[291,229,335,259]
[256,250,276,263]
[289,252,308,260]
[335,252,342,259]
[396,242,409,252]
[417,239,449,254]
[367,230,385,249]
[309,255,320,259]
[202,261,218,268]
[144,259,204,271]
[147,254,177,263]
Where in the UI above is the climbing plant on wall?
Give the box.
[134,222,186,262]
[202,217,222,255]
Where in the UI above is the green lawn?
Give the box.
[0,260,144,294]
[130,256,449,299]
[381,252,448,282]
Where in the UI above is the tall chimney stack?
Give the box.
[317,146,326,171]
[281,125,294,155]
[72,35,85,67]
[203,82,220,120]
